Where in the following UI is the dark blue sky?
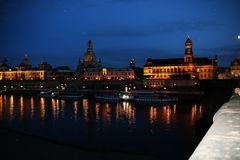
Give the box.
[0,0,240,69]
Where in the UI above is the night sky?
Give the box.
[0,0,240,69]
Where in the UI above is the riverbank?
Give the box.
[0,128,158,160]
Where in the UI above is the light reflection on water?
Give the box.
[0,95,205,158]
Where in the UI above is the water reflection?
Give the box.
[190,103,203,125]
[102,103,111,125]
[73,101,78,120]
[51,99,59,120]
[149,104,177,125]
[0,95,2,120]
[82,99,89,122]
[30,97,34,119]
[40,98,45,120]
[0,95,204,127]
[116,102,136,125]
[149,106,157,124]
[9,95,14,120]
[19,96,24,121]
[95,103,100,122]
[61,100,65,118]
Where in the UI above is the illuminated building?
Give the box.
[77,41,136,80]
[0,70,45,81]
[83,67,135,80]
[230,57,240,79]
[51,66,77,80]
[218,67,231,79]
[143,36,218,81]
[76,40,101,76]
[0,55,45,81]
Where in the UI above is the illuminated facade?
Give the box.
[0,55,45,81]
[0,70,45,80]
[230,57,240,79]
[218,67,231,79]
[83,67,135,80]
[143,37,217,80]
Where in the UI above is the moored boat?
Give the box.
[95,95,120,101]
[133,91,178,103]
[54,92,83,100]
[38,90,53,98]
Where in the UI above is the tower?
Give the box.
[184,35,193,63]
[77,40,101,75]
[87,40,93,53]
[83,40,97,63]
[129,58,135,68]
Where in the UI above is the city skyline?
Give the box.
[1,0,240,68]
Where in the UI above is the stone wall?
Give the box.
[189,94,240,160]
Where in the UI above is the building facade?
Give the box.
[143,37,217,81]
[83,67,135,80]
[230,57,240,79]
[0,55,45,81]
[218,67,231,79]
[0,70,45,81]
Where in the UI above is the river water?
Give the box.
[0,94,223,159]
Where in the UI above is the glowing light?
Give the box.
[30,97,34,119]
[40,98,45,120]
[9,95,14,120]
[0,95,2,120]
[73,101,78,120]
[238,35,240,39]
[19,96,24,121]
[83,99,89,121]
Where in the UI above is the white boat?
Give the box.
[119,91,135,101]
[119,86,135,101]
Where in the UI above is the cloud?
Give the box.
[91,19,223,37]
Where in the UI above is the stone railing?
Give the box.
[189,94,240,160]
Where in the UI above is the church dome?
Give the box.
[83,52,96,62]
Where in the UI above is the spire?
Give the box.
[184,36,193,63]
[130,58,135,68]
[87,40,93,52]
